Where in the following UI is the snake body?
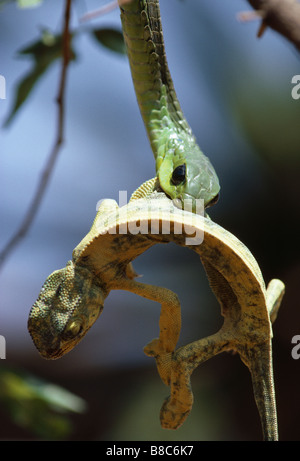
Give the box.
[119,0,220,210]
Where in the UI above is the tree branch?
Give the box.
[0,0,72,272]
[245,0,300,51]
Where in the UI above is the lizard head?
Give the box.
[28,260,106,359]
[156,133,220,213]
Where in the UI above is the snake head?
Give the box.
[156,133,220,213]
[28,261,105,359]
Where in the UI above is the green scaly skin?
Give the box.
[119,0,220,211]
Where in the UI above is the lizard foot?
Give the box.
[143,338,163,357]
[160,396,192,430]
[144,338,173,385]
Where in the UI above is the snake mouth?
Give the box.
[205,192,220,209]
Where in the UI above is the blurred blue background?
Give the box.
[0,0,299,440]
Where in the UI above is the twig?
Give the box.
[237,9,265,22]
[80,0,131,23]
[243,0,300,51]
[80,0,119,22]
[237,9,268,37]
[0,0,72,272]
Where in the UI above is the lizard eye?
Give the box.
[171,164,186,186]
[62,320,83,340]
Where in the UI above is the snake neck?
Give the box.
[120,0,193,156]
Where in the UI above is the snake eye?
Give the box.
[171,164,186,185]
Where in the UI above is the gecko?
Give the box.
[28,186,284,440]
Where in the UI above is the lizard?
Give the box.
[118,0,220,212]
[28,186,285,440]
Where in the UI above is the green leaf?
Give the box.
[92,28,126,55]
[17,0,43,8]
[0,367,87,439]
[4,30,76,127]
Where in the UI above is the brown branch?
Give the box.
[245,0,300,51]
[0,0,72,272]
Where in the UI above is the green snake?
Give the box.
[119,0,220,211]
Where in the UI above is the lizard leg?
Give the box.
[158,278,285,433]
[116,278,181,385]
[160,330,230,429]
